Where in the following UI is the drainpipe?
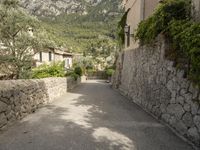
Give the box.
[140,0,145,21]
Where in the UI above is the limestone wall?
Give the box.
[0,77,80,129]
[113,36,200,147]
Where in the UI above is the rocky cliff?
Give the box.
[20,0,121,17]
[18,0,123,54]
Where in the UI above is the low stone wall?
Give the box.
[113,37,200,147]
[0,77,80,129]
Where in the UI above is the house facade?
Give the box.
[26,27,73,69]
[123,0,200,51]
[122,0,160,50]
[34,47,73,69]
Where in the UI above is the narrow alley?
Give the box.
[0,80,194,150]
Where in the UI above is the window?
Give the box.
[39,52,42,62]
[49,52,52,61]
[65,58,70,69]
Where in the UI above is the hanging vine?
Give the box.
[134,0,200,86]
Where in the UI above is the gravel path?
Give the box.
[0,80,194,150]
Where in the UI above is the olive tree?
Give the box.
[0,0,52,79]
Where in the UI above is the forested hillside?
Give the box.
[20,0,123,53]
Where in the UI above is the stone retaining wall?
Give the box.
[0,77,80,130]
[112,36,200,147]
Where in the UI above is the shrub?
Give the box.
[106,69,115,77]
[70,73,79,81]
[134,0,200,86]
[65,69,74,77]
[87,69,95,74]
[169,20,200,83]
[135,0,191,45]
[74,66,83,76]
[64,68,80,81]
[32,62,65,79]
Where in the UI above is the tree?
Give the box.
[0,0,51,79]
[86,38,118,69]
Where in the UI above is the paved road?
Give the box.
[0,80,194,150]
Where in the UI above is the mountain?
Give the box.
[20,0,122,18]
[19,0,123,53]
[20,0,95,16]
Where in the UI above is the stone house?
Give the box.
[34,47,73,69]
[27,28,73,69]
[122,0,160,50]
[123,0,200,51]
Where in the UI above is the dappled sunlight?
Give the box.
[53,92,137,150]
[55,92,106,129]
[58,93,94,129]
[0,81,194,150]
[48,124,65,132]
[60,103,93,129]
[18,84,165,150]
[92,127,137,150]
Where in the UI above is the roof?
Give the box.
[73,53,83,56]
[47,46,73,56]
[54,49,73,56]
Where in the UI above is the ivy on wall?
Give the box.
[134,0,200,86]
[135,0,191,44]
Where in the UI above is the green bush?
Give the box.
[70,72,79,81]
[106,69,115,77]
[169,20,200,83]
[74,66,83,76]
[32,62,65,79]
[64,68,80,81]
[65,69,74,77]
[135,0,191,45]
[87,69,95,74]
[134,0,200,86]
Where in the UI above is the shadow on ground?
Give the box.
[0,80,194,150]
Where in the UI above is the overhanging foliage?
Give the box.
[135,0,200,86]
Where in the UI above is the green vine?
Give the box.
[135,0,200,86]
[135,0,191,44]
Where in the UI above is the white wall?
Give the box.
[34,52,54,66]
[54,54,64,62]
[125,0,142,50]
[124,0,159,50]
[34,51,73,68]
